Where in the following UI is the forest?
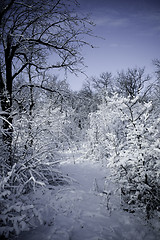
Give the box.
[0,0,160,239]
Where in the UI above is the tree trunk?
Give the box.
[28,63,34,148]
[0,35,14,166]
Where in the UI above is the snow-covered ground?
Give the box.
[14,155,160,240]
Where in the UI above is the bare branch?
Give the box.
[0,0,16,25]
[12,63,28,79]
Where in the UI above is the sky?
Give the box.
[61,0,160,90]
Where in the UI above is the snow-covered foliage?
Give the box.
[0,73,159,238]
[0,73,90,238]
[86,92,160,218]
[0,163,63,238]
[0,100,72,237]
[12,159,160,240]
[0,152,62,238]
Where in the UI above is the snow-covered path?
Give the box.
[15,159,159,240]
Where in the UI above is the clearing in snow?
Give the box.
[14,155,160,240]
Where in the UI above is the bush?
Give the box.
[86,92,160,218]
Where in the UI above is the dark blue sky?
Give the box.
[66,0,160,90]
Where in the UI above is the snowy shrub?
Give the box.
[86,92,160,218]
[0,102,71,238]
[0,164,33,238]
[86,93,126,163]
[9,102,70,191]
[13,99,81,159]
[0,152,65,238]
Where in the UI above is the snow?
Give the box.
[14,155,160,240]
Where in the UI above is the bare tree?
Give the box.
[91,72,112,92]
[152,59,160,111]
[0,0,94,165]
[115,67,151,99]
[153,59,160,90]
[153,59,160,79]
